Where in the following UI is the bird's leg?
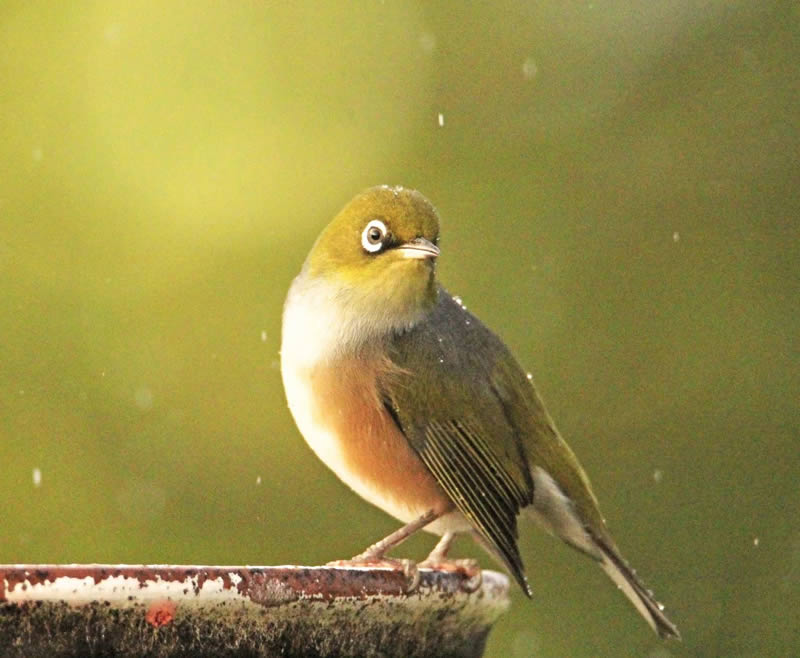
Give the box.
[351,509,440,561]
[419,531,482,593]
[327,509,440,592]
[421,532,455,564]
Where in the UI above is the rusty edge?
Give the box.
[0,564,510,628]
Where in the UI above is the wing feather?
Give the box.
[418,417,530,593]
[380,290,536,593]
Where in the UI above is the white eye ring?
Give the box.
[361,219,388,253]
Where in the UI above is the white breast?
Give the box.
[280,273,470,535]
[280,275,402,517]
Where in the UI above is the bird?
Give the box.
[280,185,679,639]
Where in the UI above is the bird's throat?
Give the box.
[281,271,437,368]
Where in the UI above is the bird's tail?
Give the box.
[596,538,680,640]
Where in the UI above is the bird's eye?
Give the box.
[361,219,388,253]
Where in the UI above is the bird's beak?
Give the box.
[397,237,440,260]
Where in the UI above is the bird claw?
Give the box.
[418,558,482,593]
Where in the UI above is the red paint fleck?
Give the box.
[146,600,176,628]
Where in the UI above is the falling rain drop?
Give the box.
[104,23,121,43]
[522,57,538,80]
[134,387,154,410]
[418,32,436,54]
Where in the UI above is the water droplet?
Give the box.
[418,32,436,54]
[104,23,121,44]
[753,537,760,547]
[115,479,167,521]
[522,56,538,80]
[672,231,680,242]
[256,476,262,485]
[32,468,42,487]
[438,358,444,364]
[260,330,268,342]
[134,387,154,410]
[526,373,533,381]
[437,112,445,127]
[653,469,663,483]
[511,629,542,656]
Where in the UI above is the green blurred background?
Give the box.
[1,2,798,656]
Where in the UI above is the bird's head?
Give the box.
[303,185,441,333]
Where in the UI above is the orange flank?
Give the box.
[306,356,454,522]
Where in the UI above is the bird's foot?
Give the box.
[418,558,482,593]
[326,557,420,593]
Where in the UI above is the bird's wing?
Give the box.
[487,328,610,539]
[380,290,535,593]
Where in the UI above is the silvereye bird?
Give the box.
[280,185,679,639]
